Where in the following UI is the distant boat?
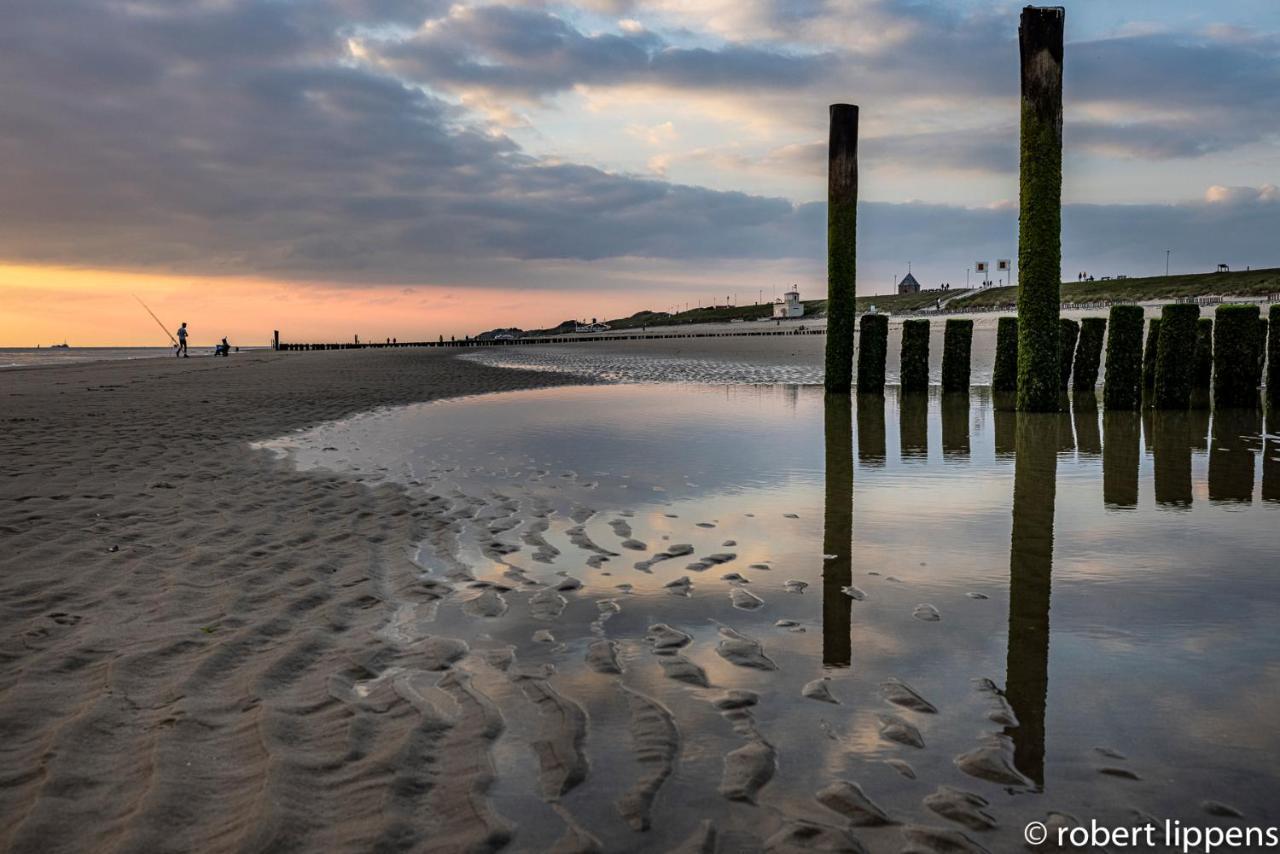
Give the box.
[50,341,70,348]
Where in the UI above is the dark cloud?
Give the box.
[0,0,1276,289]
[370,5,835,98]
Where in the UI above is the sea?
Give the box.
[0,347,266,369]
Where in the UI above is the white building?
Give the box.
[772,287,804,319]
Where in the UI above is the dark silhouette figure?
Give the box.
[176,322,189,357]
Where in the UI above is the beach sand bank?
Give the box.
[0,351,592,853]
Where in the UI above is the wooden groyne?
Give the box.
[274,326,827,351]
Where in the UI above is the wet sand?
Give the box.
[0,351,592,853]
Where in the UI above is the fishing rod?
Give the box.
[133,294,178,347]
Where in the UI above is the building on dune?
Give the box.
[772,286,804,319]
[897,272,921,294]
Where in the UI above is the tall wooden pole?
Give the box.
[1015,7,1065,412]
[825,104,859,393]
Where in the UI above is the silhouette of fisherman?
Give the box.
[176,322,189,357]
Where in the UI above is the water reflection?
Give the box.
[1209,408,1261,503]
[1152,411,1194,508]
[855,393,885,467]
[1102,411,1141,508]
[1072,393,1102,456]
[822,394,853,668]
[1005,412,1057,790]
[993,392,1017,458]
[1266,407,1280,503]
[899,392,928,461]
[941,392,971,460]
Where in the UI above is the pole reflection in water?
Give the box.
[993,391,1017,459]
[1209,408,1261,503]
[1265,406,1279,503]
[1072,393,1102,456]
[1152,411,1193,508]
[1102,411,1141,508]
[941,392,971,460]
[822,393,853,668]
[1056,395,1076,454]
[900,392,928,461]
[1005,411,1057,790]
[1189,402,1211,452]
[856,393,886,467]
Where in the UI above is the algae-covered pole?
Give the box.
[857,314,888,394]
[1104,305,1144,410]
[993,317,1019,392]
[1213,305,1262,408]
[1154,304,1200,409]
[1072,317,1105,391]
[942,319,974,392]
[1015,6,1065,412]
[825,104,859,393]
[899,319,930,393]
[1269,305,1280,406]
[1142,318,1161,395]
[1057,318,1079,391]
[1193,318,1213,393]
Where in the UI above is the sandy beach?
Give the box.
[0,351,591,853]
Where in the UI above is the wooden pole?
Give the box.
[825,104,859,393]
[1015,6,1065,411]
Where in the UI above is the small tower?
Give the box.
[773,286,804,319]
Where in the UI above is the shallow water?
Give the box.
[257,385,1280,852]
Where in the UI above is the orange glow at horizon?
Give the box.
[0,265,696,347]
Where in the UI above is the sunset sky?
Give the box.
[2,0,1278,346]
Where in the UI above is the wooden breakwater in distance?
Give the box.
[274,326,828,350]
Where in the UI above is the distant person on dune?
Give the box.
[176,322,189,357]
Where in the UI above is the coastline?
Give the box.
[0,350,594,853]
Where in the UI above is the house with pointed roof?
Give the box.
[897,272,921,294]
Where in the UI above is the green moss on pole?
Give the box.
[1269,306,1280,406]
[1057,318,1079,391]
[824,104,858,393]
[1154,303,1200,409]
[942,319,974,392]
[1193,318,1213,391]
[1104,305,1144,410]
[993,316,1019,392]
[1142,318,1161,394]
[900,319,930,392]
[1072,317,1106,391]
[1213,304,1262,408]
[1015,6,1065,412]
[856,313,888,394]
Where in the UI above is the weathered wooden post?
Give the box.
[1142,318,1161,395]
[1255,317,1269,392]
[900,319,930,393]
[1193,318,1214,395]
[272,330,280,351]
[1103,305,1144,410]
[822,394,853,667]
[993,316,1019,393]
[1268,306,1280,406]
[1213,305,1262,408]
[1057,318,1079,391]
[942,319,973,392]
[1015,6,1065,412]
[1072,317,1105,391]
[1154,303,1200,409]
[857,314,888,394]
[825,104,859,393]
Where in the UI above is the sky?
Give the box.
[1,0,1278,346]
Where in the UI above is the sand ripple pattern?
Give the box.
[462,348,824,386]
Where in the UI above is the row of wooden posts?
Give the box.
[825,6,1064,412]
[847,302,1278,408]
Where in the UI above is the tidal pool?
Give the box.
[257,384,1280,852]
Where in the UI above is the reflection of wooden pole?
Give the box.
[1015,6,1065,412]
[899,392,928,461]
[941,392,970,459]
[822,394,853,667]
[1102,411,1140,507]
[1152,412,1193,507]
[825,104,859,394]
[1209,408,1260,502]
[1005,411,1057,788]
[856,393,886,466]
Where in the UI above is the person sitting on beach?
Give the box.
[214,337,230,357]
[176,322,189,357]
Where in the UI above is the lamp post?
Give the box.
[1166,249,1171,277]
